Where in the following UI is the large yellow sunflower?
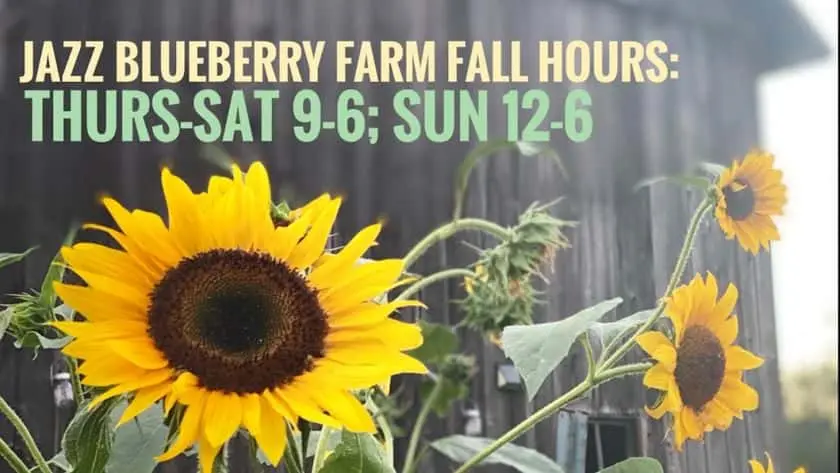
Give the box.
[52,162,427,473]
[715,150,787,254]
[749,453,806,473]
[636,273,764,450]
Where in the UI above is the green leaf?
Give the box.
[0,307,12,343]
[40,227,78,310]
[0,247,37,269]
[588,309,655,346]
[35,333,72,349]
[406,321,459,366]
[49,451,72,472]
[633,175,711,192]
[501,298,623,400]
[62,398,120,473]
[597,457,663,473]
[105,402,168,473]
[430,435,564,473]
[318,430,395,473]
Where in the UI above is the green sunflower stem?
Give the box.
[402,218,511,270]
[401,379,444,473]
[452,362,651,473]
[393,268,476,302]
[311,426,334,472]
[599,198,714,372]
[0,396,51,473]
[67,357,84,405]
[0,437,30,473]
[367,400,395,467]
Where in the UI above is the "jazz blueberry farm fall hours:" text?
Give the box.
[19,40,680,84]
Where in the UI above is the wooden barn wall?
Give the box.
[0,0,786,472]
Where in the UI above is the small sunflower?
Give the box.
[52,163,427,473]
[715,150,787,254]
[636,273,764,450]
[749,453,806,473]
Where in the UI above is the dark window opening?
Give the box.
[584,417,639,473]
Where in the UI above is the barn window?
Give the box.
[556,411,640,473]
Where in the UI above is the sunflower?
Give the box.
[749,453,806,473]
[715,149,787,254]
[52,162,427,473]
[636,273,764,450]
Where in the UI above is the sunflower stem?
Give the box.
[598,199,714,372]
[393,269,475,303]
[0,437,29,473]
[0,396,51,473]
[311,426,334,472]
[581,334,596,383]
[401,379,444,473]
[452,362,651,473]
[367,400,395,467]
[67,357,84,405]
[402,219,511,270]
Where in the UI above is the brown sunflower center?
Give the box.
[674,325,726,410]
[722,179,755,220]
[147,249,328,394]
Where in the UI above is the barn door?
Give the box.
[556,410,588,473]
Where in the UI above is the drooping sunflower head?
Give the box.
[52,162,427,473]
[749,452,807,473]
[636,273,764,450]
[714,149,787,254]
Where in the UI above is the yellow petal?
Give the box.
[726,346,764,371]
[327,319,424,351]
[680,408,705,440]
[61,243,154,289]
[202,392,242,448]
[116,382,171,426]
[89,369,172,408]
[329,300,426,329]
[710,283,738,327]
[78,357,150,386]
[207,176,233,196]
[636,332,677,371]
[273,386,342,428]
[642,364,672,390]
[198,436,222,473]
[715,315,739,347]
[287,197,342,269]
[241,394,262,437]
[157,391,207,462]
[319,263,406,314]
[749,460,766,473]
[302,387,375,433]
[69,269,148,311]
[54,283,145,322]
[109,338,169,370]
[252,396,288,466]
[244,162,271,208]
[324,345,428,374]
[161,167,205,256]
[271,211,315,260]
[717,375,759,412]
[51,320,147,340]
[308,222,383,288]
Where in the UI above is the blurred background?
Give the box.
[761,0,838,471]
